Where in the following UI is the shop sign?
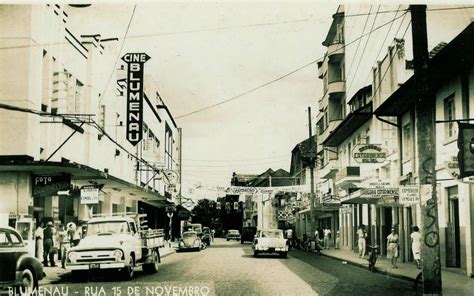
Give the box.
[445,156,460,179]
[352,144,388,163]
[80,187,99,204]
[340,205,352,214]
[32,174,71,198]
[360,188,398,199]
[399,185,420,205]
[121,53,151,146]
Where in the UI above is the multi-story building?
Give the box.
[374,22,474,275]
[313,4,474,276]
[0,4,181,230]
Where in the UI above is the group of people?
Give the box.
[35,221,83,268]
[357,224,422,269]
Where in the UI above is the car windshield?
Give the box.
[229,230,239,234]
[183,232,197,239]
[87,221,129,235]
[262,231,283,238]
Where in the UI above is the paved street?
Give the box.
[53,238,417,296]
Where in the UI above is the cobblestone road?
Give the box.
[55,238,418,296]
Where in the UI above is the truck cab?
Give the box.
[65,213,163,280]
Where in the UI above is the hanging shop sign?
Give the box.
[80,187,99,204]
[352,144,388,163]
[32,174,71,198]
[399,185,420,205]
[445,156,460,179]
[340,204,352,214]
[359,180,398,199]
[121,53,151,146]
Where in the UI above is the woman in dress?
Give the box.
[387,227,399,268]
[411,225,422,269]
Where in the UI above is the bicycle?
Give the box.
[367,244,379,272]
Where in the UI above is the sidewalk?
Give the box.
[40,242,177,285]
[319,247,474,295]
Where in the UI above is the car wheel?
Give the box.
[280,252,288,259]
[226,238,229,241]
[143,250,159,274]
[18,268,37,295]
[122,255,135,280]
[253,250,259,258]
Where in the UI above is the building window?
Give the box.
[444,94,456,139]
[403,123,411,160]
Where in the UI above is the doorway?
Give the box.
[382,207,393,256]
[446,186,460,268]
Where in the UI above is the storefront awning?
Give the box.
[0,161,166,202]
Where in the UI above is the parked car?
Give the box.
[0,227,44,294]
[65,214,164,280]
[240,226,257,244]
[226,229,241,241]
[178,231,204,252]
[253,229,288,258]
[201,227,211,246]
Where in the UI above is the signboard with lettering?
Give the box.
[399,185,420,205]
[80,187,99,204]
[445,156,460,179]
[121,53,151,146]
[352,144,388,163]
[32,174,71,198]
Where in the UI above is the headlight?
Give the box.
[113,249,123,260]
[194,240,200,246]
[179,241,184,247]
[68,252,77,262]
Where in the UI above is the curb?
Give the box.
[320,252,417,283]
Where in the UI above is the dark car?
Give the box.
[178,231,204,252]
[0,227,44,294]
[240,226,257,243]
[201,227,211,246]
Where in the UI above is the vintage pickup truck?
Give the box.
[65,213,164,280]
[252,229,288,258]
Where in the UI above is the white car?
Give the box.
[252,229,288,258]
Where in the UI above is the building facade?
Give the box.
[0,4,181,230]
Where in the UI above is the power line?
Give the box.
[372,20,412,98]
[98,5,136,104]
[347,5,381,94]
[345,5,373,91]
[182,154,289,162]
[175,11,408,119]
[364,5,404,83]
[427,6,474,12]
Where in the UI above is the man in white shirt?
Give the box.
[357,225,367,258]
[323,226,331,249]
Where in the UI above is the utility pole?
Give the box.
[178,127,183,206]
[410,5,442,294]
[308,107,316,238]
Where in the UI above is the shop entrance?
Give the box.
[382,207,392,256]
[446,186,460,268]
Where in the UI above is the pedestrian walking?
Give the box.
[335,230,340,249]
[43,221,56,267]
[357,225,367,258]
[67,222,81,247]
[387,226,399,268]
[56,225,66,261]
[35,222,44,260]
[410,225,422,269]
[323,226,331,249]
[211,229,215,242]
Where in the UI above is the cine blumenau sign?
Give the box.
[121,53,151,146]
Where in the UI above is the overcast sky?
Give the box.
[64,1,473,200]
[67,1,338,194]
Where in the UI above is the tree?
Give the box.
[191,199,217,226]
